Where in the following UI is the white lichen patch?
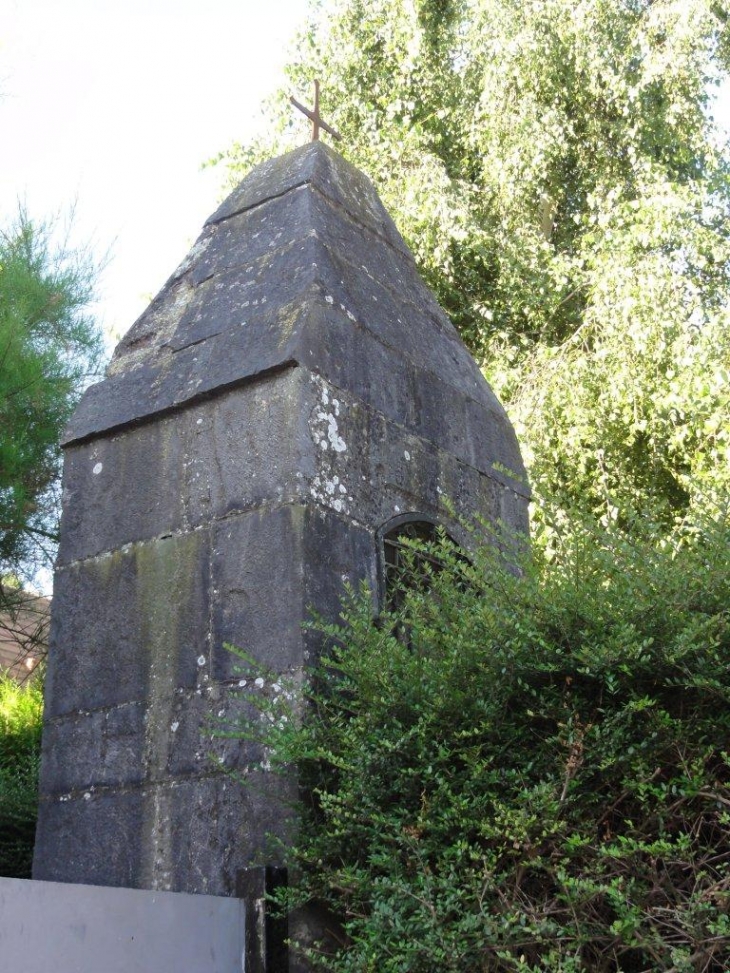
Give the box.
[170,721,179,733]
[310,474,351,516]
[327,417,346,452]
[311,384,347,454]
[92,462,103,475]
[309,376,352,514]
[197,655,206,667]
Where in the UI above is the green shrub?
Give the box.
[0,674,43,878]
[228,506,730,971]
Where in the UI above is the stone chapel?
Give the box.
[33,142,529,897]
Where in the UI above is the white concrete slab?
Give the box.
[0,877,245,972]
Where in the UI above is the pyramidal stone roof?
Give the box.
[65,142,527,495]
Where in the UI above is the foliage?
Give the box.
[0,211,102,583]
[0,674,43,879]
[227,508,730,971]
[211,0,730,523]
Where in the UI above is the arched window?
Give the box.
[377,514,448,614]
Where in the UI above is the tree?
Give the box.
[0,211,102,590]
[211,0,730,526]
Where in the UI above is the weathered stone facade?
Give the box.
[33,143,529,895]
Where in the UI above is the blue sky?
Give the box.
[0,0,310,346]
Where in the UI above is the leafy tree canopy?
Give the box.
[212,0,730,525]
[0,212,102,584]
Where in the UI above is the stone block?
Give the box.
[46,555,147,718]
[301,304,420,424]
[38,703,146,795]
[206,142,409,258]
[302,506,376,626]
[169,236,326,353]
[58,419,189,564]
[296,300,522,482]
[46,530,210,717]
[196,369,314,523]
[163,686,263,779]
[309,190,445,323]
[62,360,160,445]
[34,769,292,896]
[64,317,303,448]
[301,369,505,537]
[211,503,375,679]
[463,394,529,494]
[157,773,296,896]
[33,788,144,888]
[500,486,531,538]
[59,372,313,564]
[190,186,311,285]
[211,506,306,680]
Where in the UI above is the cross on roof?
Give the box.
[290,80,342,143]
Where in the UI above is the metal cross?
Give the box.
[290,80,342,143]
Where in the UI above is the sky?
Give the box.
[3,1,729,352]
[0,0,311,348]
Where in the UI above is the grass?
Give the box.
[0,673,43,878]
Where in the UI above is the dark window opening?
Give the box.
[379,516,451,616]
